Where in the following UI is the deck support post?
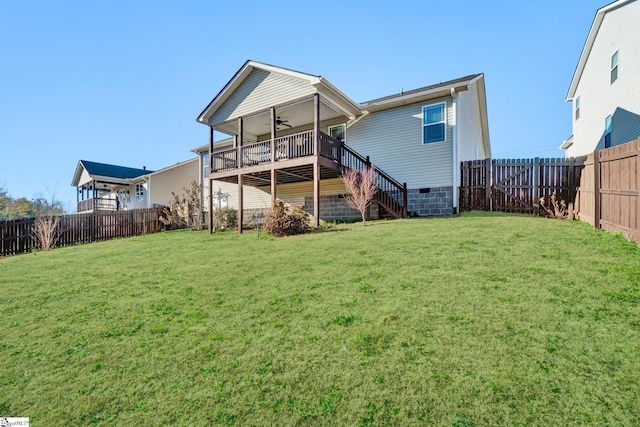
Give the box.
[271,107,277,163]
[313,162,320,229]
[237,117,243,169]
[238,174,244,234]
[271,169,277,207]
[313,94,320,156]
[208,126,214,233]
[208,178,214,233]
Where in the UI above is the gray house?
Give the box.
[562,0,640,156]
[196,61,490,231]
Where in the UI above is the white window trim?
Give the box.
[422,102,447,144]
[575,96,580,121]
[328,124,346,142]
[611,49,619,84]
[135,183,144,202]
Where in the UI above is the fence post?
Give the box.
[568,157,575,220]
[403,182,408,218]
[485,158,491,211]
[533,157,540,216]
[90,212,96,243]
[636,141,640,242]
[459,161,465,212]
[593,151,600,229]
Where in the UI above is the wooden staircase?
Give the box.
[340,144,408,219]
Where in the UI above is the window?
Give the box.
[135,183,144,201]
[575,97,580,120]
[328,124,346,142]
[422,103,446,144]
[203,153,210,168]
[611,50,618,84]
[605,115,612,148]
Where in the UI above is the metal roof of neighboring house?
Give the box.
[80,160,153,179]
[566,0,635,100]
[360,74,483,106]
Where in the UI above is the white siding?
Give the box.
[208,180,272,211]
[210,69,316,125]
[568,1,640,156]
[78,168,92,186]
[347,98,454,189]
[457,81,486,161]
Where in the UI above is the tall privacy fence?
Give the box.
[460,137,640,244]
[0,207,165,256]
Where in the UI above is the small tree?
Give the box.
[341,165,378,226]
[32,213,60,251]
[161,181,205,230]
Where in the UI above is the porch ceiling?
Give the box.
[213,164,341,188]
[213,98,348,141]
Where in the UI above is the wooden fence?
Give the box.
[0,207,165,256]
[460,137,640,244]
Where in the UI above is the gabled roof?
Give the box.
[196,60,362,125]
[71,160,153,186]
[566,0,635,100]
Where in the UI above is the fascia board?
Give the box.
[360,81,470,111]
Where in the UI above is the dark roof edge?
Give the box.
[360,74,482,106]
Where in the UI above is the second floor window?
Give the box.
[136,183,144,201]
[611,50,618,84]
[423,103,446,144]
[575,97,580,120]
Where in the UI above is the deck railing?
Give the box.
[77,198,118,212]
[242,140,272,167]
[319,132,341,162]
[207,129,407,218]
[211,130,316,172]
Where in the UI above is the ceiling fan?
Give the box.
[266,116,292,129]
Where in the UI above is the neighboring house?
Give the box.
[196,60,490,231]
[71,159,198,212]
[562,0,640,156]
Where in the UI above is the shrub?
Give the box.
[263,199,311,237]
[212,206,237,230]
[540,192,567,219]
[31,214,60,251]
[161,181,205,230]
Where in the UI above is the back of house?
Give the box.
[195,61,490,227]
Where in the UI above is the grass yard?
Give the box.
[1,212,639,426]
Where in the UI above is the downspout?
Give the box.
[451,88,459,213]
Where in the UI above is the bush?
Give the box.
[212,207,237,230]
[263,199,311,237]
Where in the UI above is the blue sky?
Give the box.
[0,0,606,211]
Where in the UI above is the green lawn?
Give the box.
[1,212,639,426]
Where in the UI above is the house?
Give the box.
[196,61,490,232]
[71,159,198,212]
[561,0,640,156]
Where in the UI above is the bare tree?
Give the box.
[341,165,378,226]
[32,214,60,251]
